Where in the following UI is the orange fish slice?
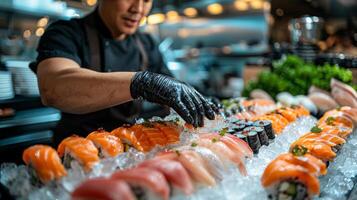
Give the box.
[290,105,310,117]
[242,99,275,107]
[275,107,298,122]
[275,153,327,176]
[111,126,144,152]
[258,114,289,134]
[23,145,67,183]
[261,160,320,196]
[318,115,353,130]
[319,124,353,138]
[141,125,168,146]
[290,140,336,161]
[87,129,124,158]
[300,132,346,146]
[131,124,154,152]
[154,122,180,144]
[57,135,99,172]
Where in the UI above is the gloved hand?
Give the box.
[130,71,218,127]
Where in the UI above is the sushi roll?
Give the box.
[232,123,246,132]
[255,126,270,146]
[110,125,149,152]
[261,153,326,200]
[87,128,124,158]
[234,133,248,143]
[23,145,67,184]
[254,120,275,139]
[247,131,261,154]
[57,135,100,172]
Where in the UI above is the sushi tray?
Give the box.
[1,97,357,200]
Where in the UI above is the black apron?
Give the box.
[53,13,151,145]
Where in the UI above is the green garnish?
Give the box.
[311,126,322,133]
[211,138,218,143]
[292,145,308,156]
[191,142,198,147]
[175,150,181,156]
[336,106,342,111]
[326,117,335,126]
[219,127,228,136]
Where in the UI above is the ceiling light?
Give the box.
[37,17,48,27]
[250,0,264,9]
[147,13,165,25]
[234,1,249,11]
[166,10,181,22]
[207,3,223,15]
[183,7,198,18]
[35,28,45,37]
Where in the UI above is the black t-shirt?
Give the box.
[30,10,171,143]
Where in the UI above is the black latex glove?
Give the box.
[130,71,219,127]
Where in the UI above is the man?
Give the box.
[30,0,217,144]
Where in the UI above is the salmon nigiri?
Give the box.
[57,135,100,172]
[71,177,135,200]
[138,158,194,195]
[319,115,354,129]
[275,107,298,122]
[290,140,336,162]
[87,129,124,158]
[23,145,67,183]
[274,153,327,176]
[290,105,310,117]
[154,122,181,144]
[300,132,346,147]
[111,167,170,200]
[111,126,145,152]
[319,124,353,139]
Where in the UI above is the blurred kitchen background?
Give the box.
[0,0,356,162]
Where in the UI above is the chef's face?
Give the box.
[100,0,152,36]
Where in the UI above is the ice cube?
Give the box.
[60,161,86,192]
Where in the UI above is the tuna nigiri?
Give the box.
[111,167,170,200]
[87,129,124,158]
[71,177,135,200]
[138,158,194,195]
[23,145,67,183]
[57,135,100,172]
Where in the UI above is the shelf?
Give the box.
[0,130,53,147]
[0,107,60,129]
[0,1,81,20]
[0,95,43,110]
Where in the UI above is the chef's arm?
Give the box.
[38,57,219,127]
[37,57,135,114]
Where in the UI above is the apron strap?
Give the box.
[83,14,101,71]
[134,35,149,71]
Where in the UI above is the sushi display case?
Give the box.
[0,97,357,200]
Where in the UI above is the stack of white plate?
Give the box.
[5,60,40,96]
[0,71,14,100]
